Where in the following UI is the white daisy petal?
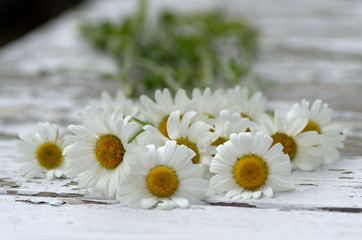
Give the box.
[262,185,273,197]
[232,193,243,201]
[16,141,36,155]
[295,131,324,146]
[19,131,41,145]
[242,190,252,199]
[167,111,182,140]
[171,196,190,209]
[174,192,204,205]
[158,200,178,210]
[140,198,159,209]
[266,175,294,192]
[252,190,262,199]
[253,132,272,156]
[225,186,242,198]
[14,155,34,163]
[292,157,314,171]
[210,174,235,193]
[257,113,276,135]
[226,86,266,120]
[287,118,308,136]
[47,171,55,180]
[139,88,192,128]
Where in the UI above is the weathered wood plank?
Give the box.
[0,0,362,238]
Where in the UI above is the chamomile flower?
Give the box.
[257,108,324,171]
[64,106,146,198]
[206,110,257,165]
[212,110,258,145]
[139,88,194,138]
[117,141,209,209]
[288,99,345,164]
[226,86,266,121]
[90,89,138,117]
[14,122,67,180]
[191,87,228,124]
[210,132,293,199]
[137,111,215,170]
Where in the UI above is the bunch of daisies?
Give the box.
[14,86,345,209]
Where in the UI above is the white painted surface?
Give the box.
[1,0,362,239]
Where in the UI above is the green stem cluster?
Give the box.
[80,0,259,97]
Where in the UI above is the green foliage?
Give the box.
[80,0,259,97]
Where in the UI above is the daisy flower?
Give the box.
[226,85,266,121]
[117,141,209,209]
[206,110,257,165]
[212,109,258,146]
[89,89,138,117]
[14,122,67,180]
[136,111,215,170]
[288,99,345,164]
[191,87,228,125]
[64,106,146,198]
[139,88,194,138]
[257,108,324,171]
[210,132,293,200]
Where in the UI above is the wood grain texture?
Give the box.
[0,0,361,239]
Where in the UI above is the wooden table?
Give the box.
[1,0,362,239]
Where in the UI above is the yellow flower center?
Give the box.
[159,115,170,138]
[302,120,321,134]
[95,134,125,169]
[211,137,227,146]
[233,155,268,190]
[241,113,250,119]
[176,138,200,164]
[36,142,63,169]
[147,166,178,197]
[271,133,296,160]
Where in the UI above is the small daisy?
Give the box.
[226,85,266,121]
[14,122,67,180]
[212,109,258,146]
[210,132,293,200]
[288,99,345,164]
[139,88,194,138]
[206,110,257,165]
[89,89,138,117]
[136,111,215,170]
[257,108,324,171]
[117,141,209,209]
[64,106,146,198]
[191,87,228,125]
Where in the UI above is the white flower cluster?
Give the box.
[14,86,345,209]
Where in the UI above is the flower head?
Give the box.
[257,108,324,171]
[288,99,345,164]
[207,110,257,165]
[139,88,193,137]
[210,132,293,199]
[14,122,67,180]
[191,87,228,125]
[117,141,209,209]
[212,109,257,144]
[226,86,266,121]
[64,107,146,197]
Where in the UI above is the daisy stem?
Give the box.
[131,117,150,126]
[128,129,144,143]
